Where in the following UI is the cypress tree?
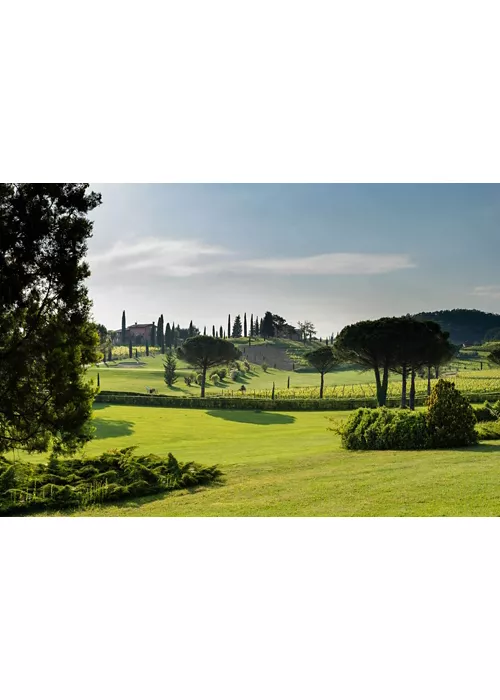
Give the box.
[228,314,231,339]
[150,323,156,347]
[164,322,171,348]
[189,320,193,337]
[121,310,126,345]
[212,325,216,337]
[220,325,223,338]
[203,326,206,335]
[157,315,164,350]
[272,382,275,401]
[250,314,254,336]
[146,341,149,357]
[232,315,243,338]
[128,338,132,358]
[243,313,247,337]
[255,316,259,335]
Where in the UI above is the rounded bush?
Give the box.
[210,373,220,384]
[338,407,431,451]
[426,379,477,448]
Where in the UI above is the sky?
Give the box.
[87,184,500,337]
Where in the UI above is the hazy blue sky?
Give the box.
[88,184,500,336]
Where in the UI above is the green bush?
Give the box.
[335,407,431,451]
[217,368,227,381]
[426,379,477,448]
[230,369,240,381]
[0,448,222,516]
[473,401,499,423]
[210,373,220,384]
[476,421,500,440]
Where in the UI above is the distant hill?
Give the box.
[413,309,500,345]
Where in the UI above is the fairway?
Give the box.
[40,404,500,517]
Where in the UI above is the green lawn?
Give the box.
[89,354,377,396]
[39,404,500,517]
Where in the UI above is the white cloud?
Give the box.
[234,252,415,275]
[88,238,415,278]
[88,237,232,277]
[472,285,500,299]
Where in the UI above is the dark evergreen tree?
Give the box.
[232,315,243,338]
[146,341,149,357]
[163,349,178,387]
[121,310,126,345]
[129,338,133,358]
[157,315,164,351]
[244,313,248,337]
[220,325,223,338]
[228,314,231,339]
[150,323,156,347]
[250,314,254,336]
[212,325,216,337]
[189,320,194,337]
[203,326,206,335]
[261,311,275,339]
[164,322,171,349]
[255,316,259,335]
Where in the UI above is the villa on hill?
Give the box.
[116,322,154,343]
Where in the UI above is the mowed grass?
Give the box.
[40,404,500,517]
[88,354,377,396]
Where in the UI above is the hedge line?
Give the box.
[94,390,500,411]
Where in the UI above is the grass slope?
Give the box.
[37,404,500,517]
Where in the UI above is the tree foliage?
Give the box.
[304,346,340,398]
[176,336,241,397]
[163,349,178,386]
[232,314,243,338]
[0,183,101,455]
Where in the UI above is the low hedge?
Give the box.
[0,447,222,516]
[95,390,500,412]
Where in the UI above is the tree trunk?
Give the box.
[374,365,389,406]
[427,365,431,396]
[320,372,324,399]
[435,365,439,379]
[401,363,407,407]
[200,367,206,398]
[409,367,416,410]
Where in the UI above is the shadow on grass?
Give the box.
[454,443,500,452]
[93,417,135,439]
[206,410,296,425]
[166,385,189,394]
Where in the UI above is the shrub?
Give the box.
[230,369,240,381]
[243,360,251,372]
[426,379,477,448]
[262,362,268,372]
[335,407,431,451]
[0,448,222,516]
[476,421,500,440]
[196,373,204,385]
[184,376,192,386]
[217,368,227,381]
[473,401,499,423]
[210,373,220,384]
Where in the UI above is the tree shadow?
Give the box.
[167,385,189,393]
[206,410,296,425]
[453,443,500,452]
[93,417,135,439]
[92,403,110,412]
